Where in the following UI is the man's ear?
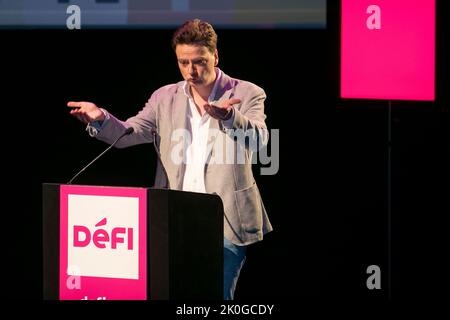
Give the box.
[214,49,219,66]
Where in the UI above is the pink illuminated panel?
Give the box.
[60,185,147,300]
[341,0,435,100]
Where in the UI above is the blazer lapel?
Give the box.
[172,83,189,130]
[206,72,234,163]
[170,83,189,190]
[212,71,234,103]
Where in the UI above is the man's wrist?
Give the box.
[88,108,109,134]
[96,108,108,123]
[222,108,235,129]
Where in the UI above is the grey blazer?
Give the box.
[92,71,273,245]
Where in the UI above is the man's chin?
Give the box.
[189,79,202,85]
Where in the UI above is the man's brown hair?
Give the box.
[171,19,217,54]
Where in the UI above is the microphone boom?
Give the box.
[67,127,134,184]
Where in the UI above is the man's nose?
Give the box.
[188,63,196,74]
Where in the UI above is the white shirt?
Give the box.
[181,69,222,193]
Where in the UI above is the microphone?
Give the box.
[151,129,170,189]
[67,126,134,184]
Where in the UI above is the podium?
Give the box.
[43,183,224,300]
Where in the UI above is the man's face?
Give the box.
[175,44,218,89]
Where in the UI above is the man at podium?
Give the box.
[67,19,272,300]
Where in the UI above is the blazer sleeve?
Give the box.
[93,91,159,148]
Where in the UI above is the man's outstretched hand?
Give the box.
[67,101,105,124]
[204,98,241,121]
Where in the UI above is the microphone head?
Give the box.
[124,127,134,135]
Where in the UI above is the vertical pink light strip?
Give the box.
[341,0,435,101]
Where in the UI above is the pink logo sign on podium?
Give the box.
[59,185,147,300]
[341,0,435,101]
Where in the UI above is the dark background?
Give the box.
[1,0,449,310]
